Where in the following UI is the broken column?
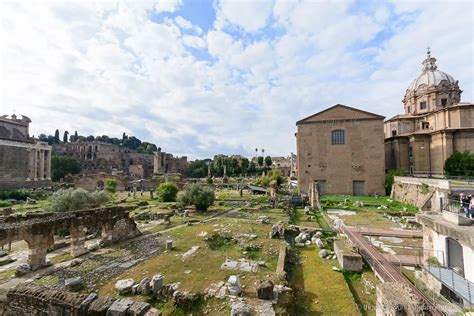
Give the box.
[26,232,54,270]
[70,225,87,257]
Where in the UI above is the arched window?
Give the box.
[331,129,345,145]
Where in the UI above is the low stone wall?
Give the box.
[376,282,428,316]
[276,244,288,278]
[391,176,450,212]
[0,284,157,315]
[334,239,363,272]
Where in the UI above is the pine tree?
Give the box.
[54,130,60,144]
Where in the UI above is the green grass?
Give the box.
[321,195,417,214]
[0,269,16,280]
[49,253,73,265]
[36,275,59,286]
[98,218,282,297]
[343,268,378,316]
[291,245,359,315]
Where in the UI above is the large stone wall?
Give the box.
[0,284,156,315]
[297,105,385,195]
[391,176,450,211]
[0,206,140,270]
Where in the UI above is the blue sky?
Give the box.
[1,0,473,159]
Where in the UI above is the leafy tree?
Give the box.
[63,131,69,143]
[257,156,264,167]
[241,158,249,174]
[157,182,179,202]
[0,189,30,201]
[86,135,95,142]
[105,179,117,194]
[177,184,215,212]
[54,130,60,144]
[256,169,287,187]
[264,156,272,168]
[385,169,405,195]
[444,151,474,177]
[47,188,110,212]
[188,160,208,178]
[51,155,82,181]
[248,161,257,175]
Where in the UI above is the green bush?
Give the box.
[177,184,215,212]
[105,179,117,194]
[46,188,110,212]
[0,200,12,207]
[444,151,474,177]
[156,182,179,202]
[0,189,31,201]
[384,169,405,195]
[51,155,81,181]
[256,170,287,187]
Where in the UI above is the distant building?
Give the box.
[54,142,154,178]
[385,50,474,176]
[153,150,188,174]
[0,114,52,188]
[296,104,385,195]
[271,156,291,176]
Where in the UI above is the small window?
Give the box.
[409,147,413,158]
[441,98,447,107]
[331,129,345,145]
[407,106,411,113]
[392,130,397,136]
[422,122,430,129]
[420,101,427,110]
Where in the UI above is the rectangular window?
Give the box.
[331,129,345,145]
[420,101,427,110]
[422,122,429,129]
[441,98,447,107]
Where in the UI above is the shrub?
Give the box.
[444,151,474,177]
[0,189,31,201]
[256,170,287,187]
[177,184,215,212]
[384,169,405,195]
[105,179,117,194]
[156,182,179,202]
[0,200,12,207]
[47,188,110,212]
[51,155,81,181]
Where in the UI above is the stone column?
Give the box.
[70,225,87,257]
[46,150,52,180]
[33,148,38,181]
[39,149,45,180]
[26,233,54,270]
[27,148,35,181]
[101,222,114,245]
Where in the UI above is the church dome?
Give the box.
[407,50,456,92]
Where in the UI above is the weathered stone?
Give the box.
[138,278,151,295]
[165,239,173,250]
[79,293,98,312]
[106,298,134,316]
[173,291,199,308]
[227,275,241,296]
[256,279,274,300]
[319,249,328,258]
[314,238,324,249]
[15,263,31,276]
[128,301,151,316]
[151,274,164,293]
[115,279,135,295]
[269,223,284,239]
[144,308,163,316]
[231,301,251,316]
[65,277,82,292]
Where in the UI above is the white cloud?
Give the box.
[0,0,472,159]
[214,0,274,32]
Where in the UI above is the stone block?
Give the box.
[151,275,164,293]
[128,301,151,316]
[65,277,83,292]
[106,298,134,316]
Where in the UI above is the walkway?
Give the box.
[349,227,423,238]
[342,224,444,316]
[382,253,421,267]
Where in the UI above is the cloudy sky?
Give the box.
[1,0,473,159]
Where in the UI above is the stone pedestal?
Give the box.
[70,226,87,257]
[26,233,54,270]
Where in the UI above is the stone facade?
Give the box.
[0,114,52,189]
[0,284,154,315]
[391,176,450,211]
[54,141,154,178]
[0,206,140,270]
[271,156,292,177]
[296,104,385,195]
[385,51,474,176]
[153,150,188,174]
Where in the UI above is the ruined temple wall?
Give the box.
[390,176,450,211]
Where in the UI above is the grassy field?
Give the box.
[343,267,379,316]
[321,195,417,214]
[291,245,359,315]
[97,218,282,312]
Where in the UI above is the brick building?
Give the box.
[384,50,474,176]
[153,150,188,174]
[0,114,52,189]
[54,142,154,179]
[296,104,385,196]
